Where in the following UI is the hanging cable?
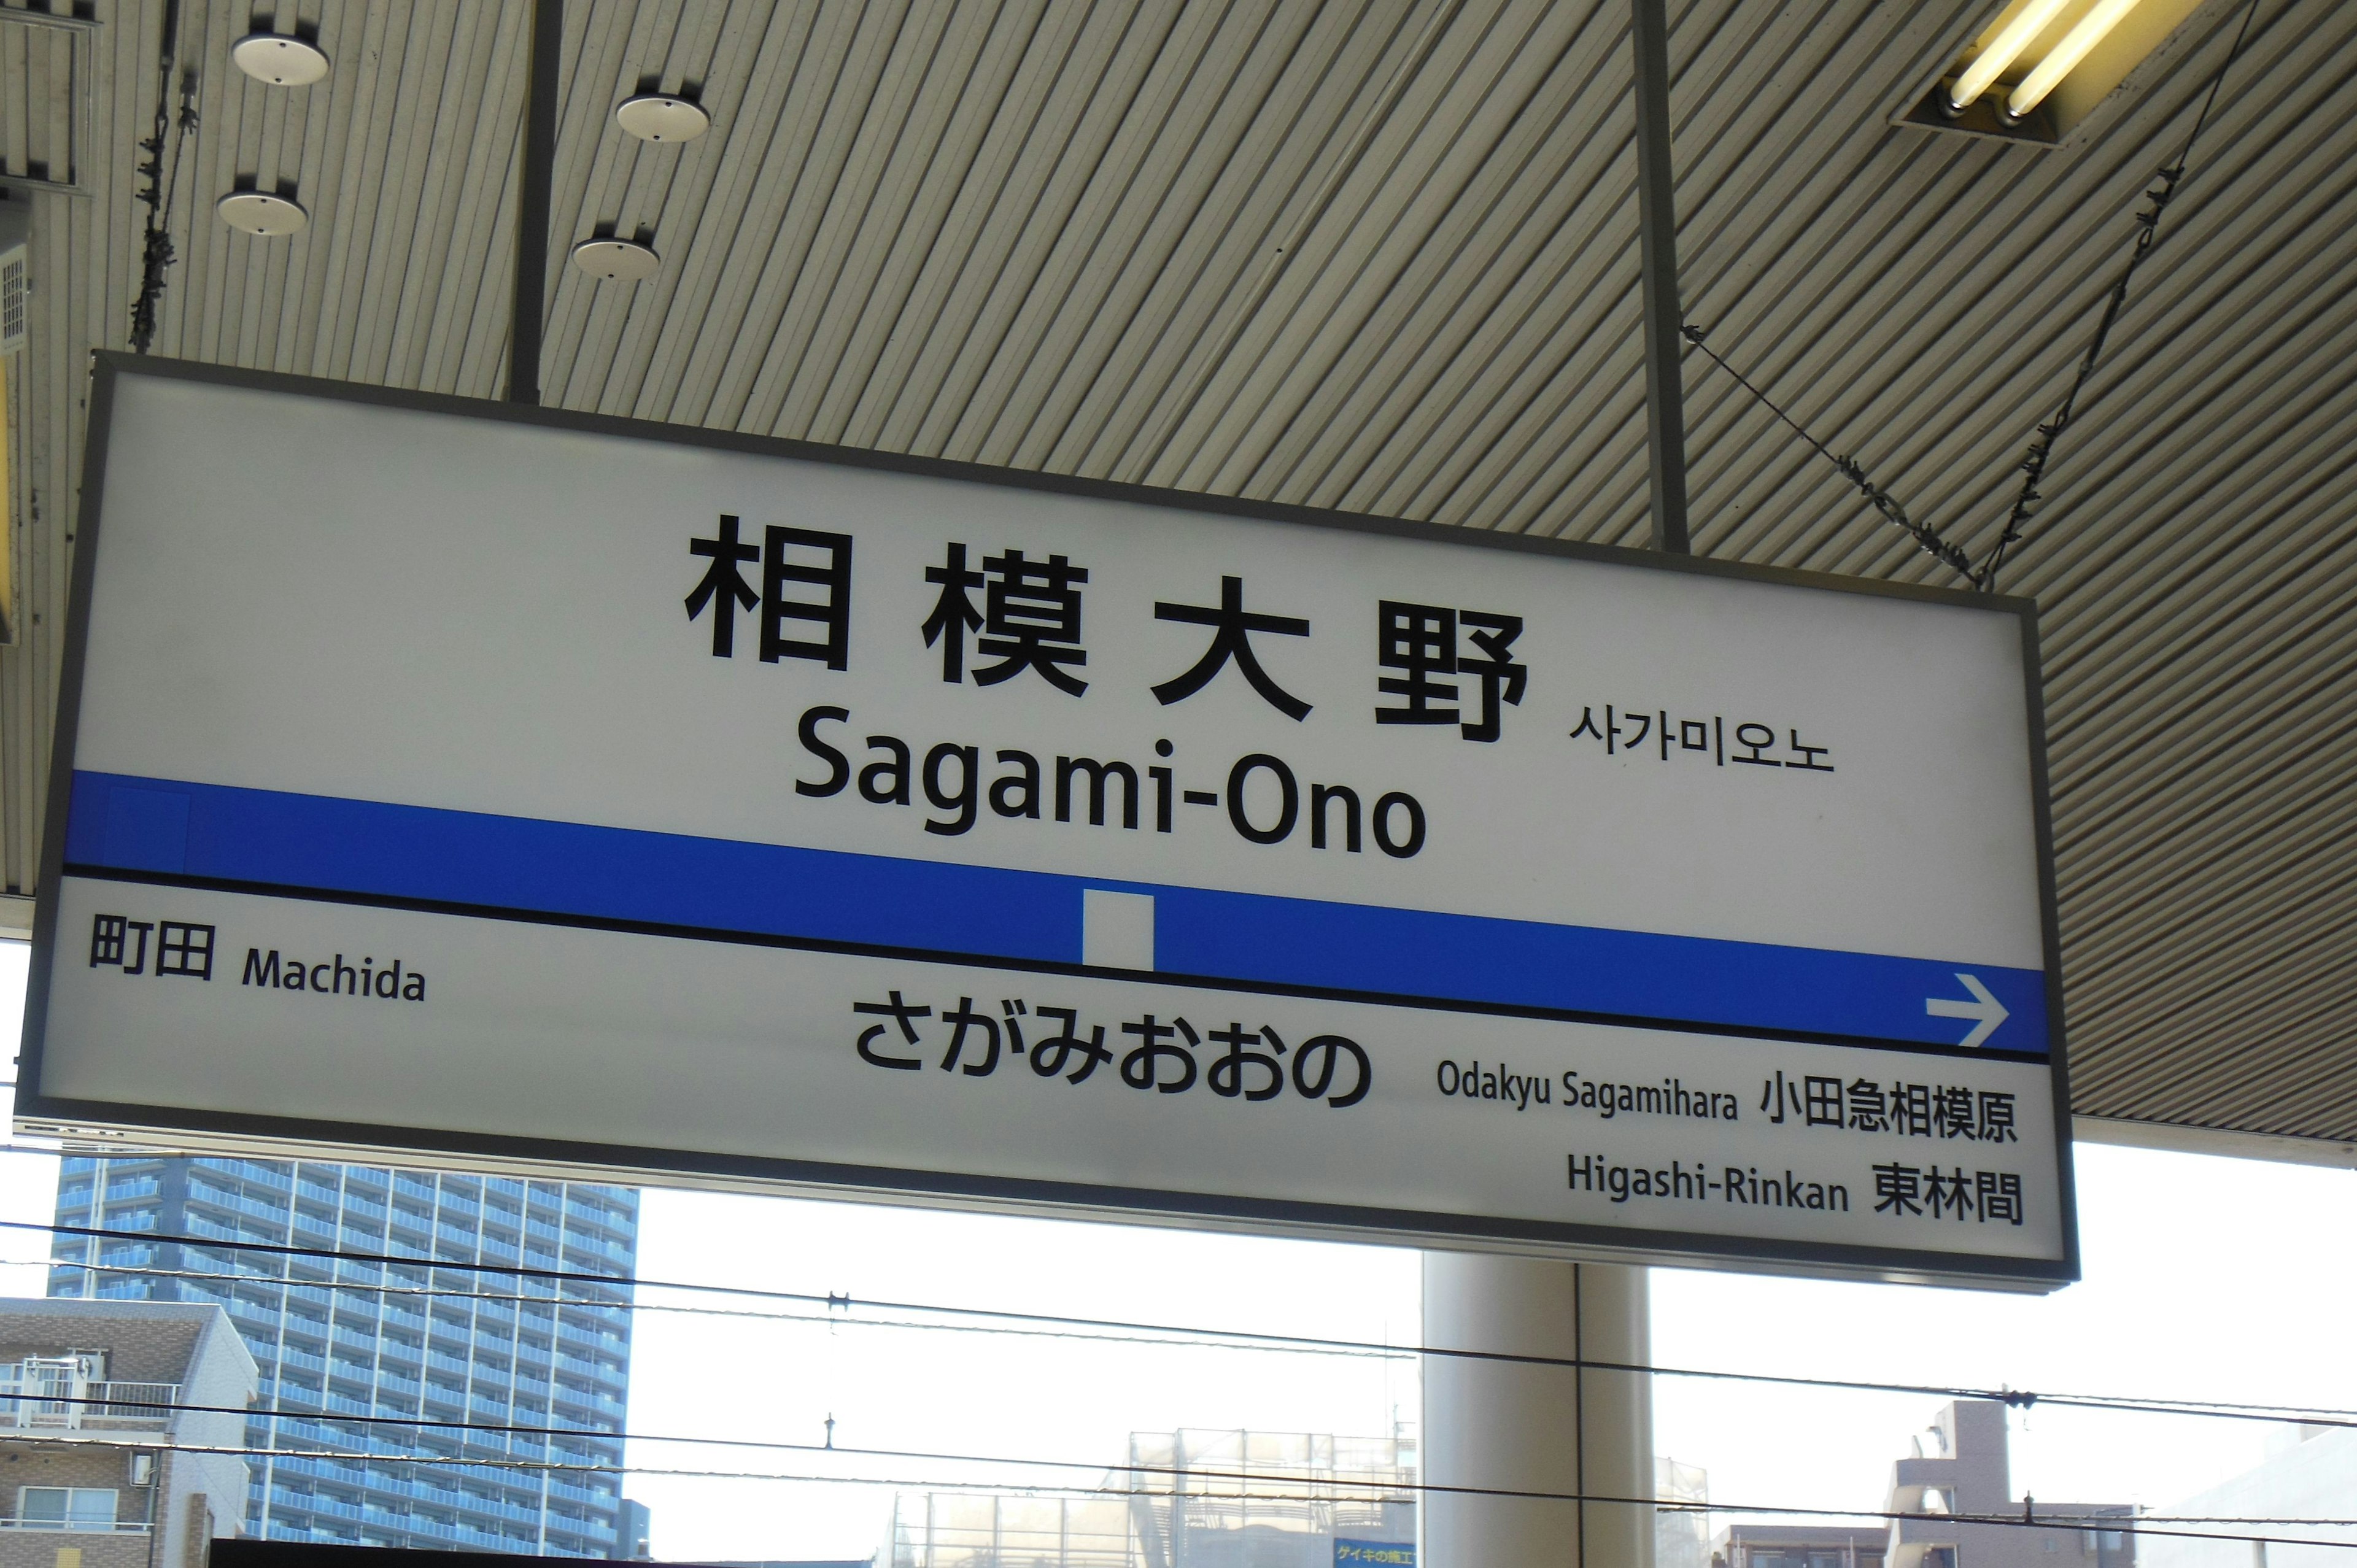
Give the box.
[127,1,199,355]
[1975,0,2266,592]
[1679,324,1976,583]
[1676,0,2267,593]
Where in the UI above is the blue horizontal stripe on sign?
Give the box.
[63,770,2049,1054]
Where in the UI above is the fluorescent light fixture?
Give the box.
[1948,0,2075,110]
[2008,0,2145,118]
[1908,0,2192,145]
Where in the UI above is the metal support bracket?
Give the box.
[510,0,562,404]
[1630,0,1689,554]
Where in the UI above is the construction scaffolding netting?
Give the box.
[891,1429,1418,1568]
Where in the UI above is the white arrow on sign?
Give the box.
[1926,973,2009,1049]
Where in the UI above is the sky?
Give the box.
[1,937,2351,1562]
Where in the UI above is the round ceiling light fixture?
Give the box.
[613,94,711,143]
[217,190,309,237]
[571,238,660,282]
[231,33,331,87]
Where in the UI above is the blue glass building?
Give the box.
[49,1155,638,1556]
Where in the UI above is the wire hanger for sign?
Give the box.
[1679,0,2267,593]
[127,1,199,354]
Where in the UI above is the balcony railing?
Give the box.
[0,1377,182,1431]
[0,1519,152,1534]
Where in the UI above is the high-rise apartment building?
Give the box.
[48,1155,639,1558]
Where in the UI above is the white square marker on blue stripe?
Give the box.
[1082,889,1155,971]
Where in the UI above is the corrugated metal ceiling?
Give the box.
[4,0,2350,1151]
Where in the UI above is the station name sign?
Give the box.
[20,357,2077,1288]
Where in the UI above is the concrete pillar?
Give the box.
[1420,1254,1653,1568]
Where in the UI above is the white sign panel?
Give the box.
[21,359,2076,1287]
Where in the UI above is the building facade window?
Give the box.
[18,1487,120,1531]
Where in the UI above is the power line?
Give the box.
[21,1259,1383,1361]
[17,1181,2357,1550]
[19,1425,2357,1552]
[55,1253,2357,1443]
[17,1212,2357,1434]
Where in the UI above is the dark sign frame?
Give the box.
[17,353,2080,1289]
